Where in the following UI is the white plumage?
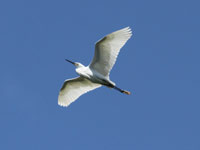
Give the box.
[58,77,101,107]
[90,27,132,76]
[58,27,132,107]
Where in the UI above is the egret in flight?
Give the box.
[58,27,132,107]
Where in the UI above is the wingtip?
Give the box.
[123,26,132,37]
[58,101,70,107]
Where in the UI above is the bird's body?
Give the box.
[76,64,114,87]
[58,27,132,107]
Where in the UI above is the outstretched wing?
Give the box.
[89,27,132,76]
[58,77,101,107]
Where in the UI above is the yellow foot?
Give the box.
[122,90,131,95]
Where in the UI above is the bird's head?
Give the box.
[65,59,84,68]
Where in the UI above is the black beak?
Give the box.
[65,59,76,65]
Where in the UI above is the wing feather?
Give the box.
[89,27,132,76]
[58,77,101,107]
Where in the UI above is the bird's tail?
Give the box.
[114,86,131,95]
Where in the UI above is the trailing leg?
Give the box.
[113,86,131,95]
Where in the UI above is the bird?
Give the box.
[58,27,132,107]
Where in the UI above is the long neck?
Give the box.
[75,65,87,77]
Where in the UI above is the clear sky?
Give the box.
[0,0,200,149]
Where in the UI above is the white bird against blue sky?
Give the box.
[58,27,132,107]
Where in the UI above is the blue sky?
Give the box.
[0,0,200,149]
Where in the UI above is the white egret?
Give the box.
[58,27,132,107]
